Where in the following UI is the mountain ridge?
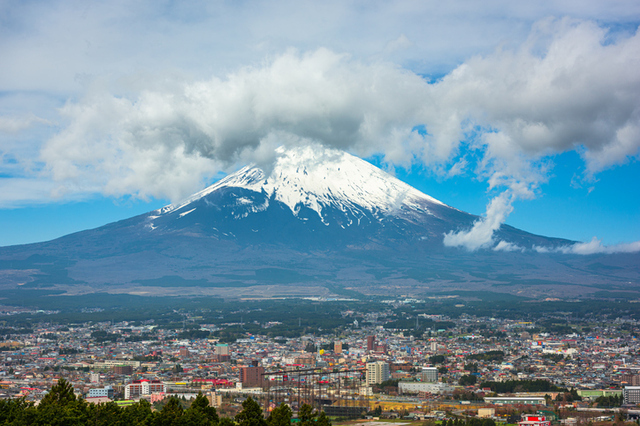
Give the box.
[0,146,638,302]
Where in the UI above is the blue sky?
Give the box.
[0,1,639,251]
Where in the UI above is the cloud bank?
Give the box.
[534,237,640,255]
[23,19,640,252]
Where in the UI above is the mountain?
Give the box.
[1,146,639,303]
[144,146,567,250]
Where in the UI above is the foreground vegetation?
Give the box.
[0,379,331,426]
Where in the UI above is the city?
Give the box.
[1,299,640,424]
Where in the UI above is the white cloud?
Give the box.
[534,237,640,254]
[429,18,640,249]
[38,20,640,208]
[0,12,636,252]
[444,191,514,250]
[0,114,50,133]
[40,48,431,201]
[4,1,639,94]
[493,241,525,252]
[0,177,69,208]
[561,237,640,254]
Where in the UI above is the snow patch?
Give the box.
[178,208,196,218]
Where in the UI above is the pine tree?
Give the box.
[267,403,292,426]
[183,393,220,426]
[235,397,266,426]
[156,396,184,425]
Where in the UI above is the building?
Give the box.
[88,385,114,399]
[478,408,495,418]
[208,391,222,408]
[113,365,133,375]
[624,386,640,405]
[214,344,230,362]
[94,360,141,368]
[518,415,551,426]
[374,344,388,354]
[334,342,342,354]
[398,382,453,394]
[420,366,438,383]
[215,344,229,356]
[622,374,640,386]
[366,361,389,385]
[240,366,264,388]
[124,380,166,399]
[367,336,376,351]
[485,396,547,406]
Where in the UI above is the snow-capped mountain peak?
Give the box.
[159,146,446,222]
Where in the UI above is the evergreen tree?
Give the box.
[316,411,331,426]
[86,401,123,426]
[123,399,154,425]
[220,417,237,426]
[298,404,316,426]
[183,393,219,426]
[39,378,76,407]
[0,398,37,425]
[267,403,292,426]
[37,378,88,426]
[235,397,266,426]
[156,396,184,426]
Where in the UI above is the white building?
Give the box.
[88,385,114,399]
[215,344,229,356]
[366,361,390,385]
[398,382,454,394]
[624,386,640,405]
[124,380,166,399]
[420,367,438,382]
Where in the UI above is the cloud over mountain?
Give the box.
[36,18,640,249]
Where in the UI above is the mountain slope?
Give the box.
[0,146,638,301]
[144,146,566,249]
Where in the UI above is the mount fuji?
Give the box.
[1,146,638,301]
[146,146,565,250]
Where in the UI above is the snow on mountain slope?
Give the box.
[159,146,446,223]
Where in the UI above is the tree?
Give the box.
[86,401,123,426]
[429,355,447,364]
[459,375,477,386]
[39,378,76,407]
[369,405,382,417]
[156,396,184,426]
[235,397,266,426]
[37,378,89,426]
[316,411,331,426]
[122,399,154,425]
[298,404,316,426]
[0,398,37,425]
[183,393,219,425]
[220,417,237,426]
[267,403,292,426]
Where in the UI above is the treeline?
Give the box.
[0,379,332,426]
[467,351,504,362]
[595,395,623,407]
[479,379,564,393]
